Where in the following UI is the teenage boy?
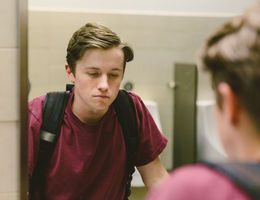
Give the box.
[146,3,260,200]
[29,22,168,200]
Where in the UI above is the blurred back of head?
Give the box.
[200,2,260,131]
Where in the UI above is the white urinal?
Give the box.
[196,100,227,162]
[131,100,162,187]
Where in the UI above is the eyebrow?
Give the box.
[85,66,122,71]
[111,68,122,71]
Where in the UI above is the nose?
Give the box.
[98,74,109,91]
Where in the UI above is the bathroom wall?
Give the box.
[28,10,230,170]
[0,0,20,199]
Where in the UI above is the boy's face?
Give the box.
[66,47,124,115]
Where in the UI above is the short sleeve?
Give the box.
[128,92,168,167]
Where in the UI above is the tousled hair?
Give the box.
[66,22,134,73]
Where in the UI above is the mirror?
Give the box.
[27,0,257,199]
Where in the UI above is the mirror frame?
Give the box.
[19,0,28,199]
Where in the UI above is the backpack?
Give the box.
[30,84,138,200]
[203,161,260,199]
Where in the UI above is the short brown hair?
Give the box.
[66,22,134,73]
[200,3,260,129]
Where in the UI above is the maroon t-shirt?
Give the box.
[28,90,167,200]
[146,164,250,200]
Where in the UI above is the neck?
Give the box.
[234,145,260,162]
[234,136,260,162]
[231,115,260,162]
[71,97,108,125]
[74,106,108,124]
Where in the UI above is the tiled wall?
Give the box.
[0,0,20,199]
[29,10,229,170]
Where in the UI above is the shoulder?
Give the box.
[147,164,249,200]
[126,91,142,104]
[121,91,146,116]
[127,91,140,99]
[125,91,146,111]
[168,164,232,186]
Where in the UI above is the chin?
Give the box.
[92,103,109,113]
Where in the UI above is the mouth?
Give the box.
[93,95,109,99]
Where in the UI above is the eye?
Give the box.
[109,73,119,78]
[87,72,99,77]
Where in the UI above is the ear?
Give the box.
[217,82,241,125]
[65,64,75,83]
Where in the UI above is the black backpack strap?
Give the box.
[113,90,139,200]
[29,84,72,199]
[203,161,260,199]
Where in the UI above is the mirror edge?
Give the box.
[18,0,28,199]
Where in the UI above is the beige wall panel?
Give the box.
[0,193,19,200]
[0,49,18,121]
[0,122,19,194]
[28,11,52,49]
[0,0,17,48]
